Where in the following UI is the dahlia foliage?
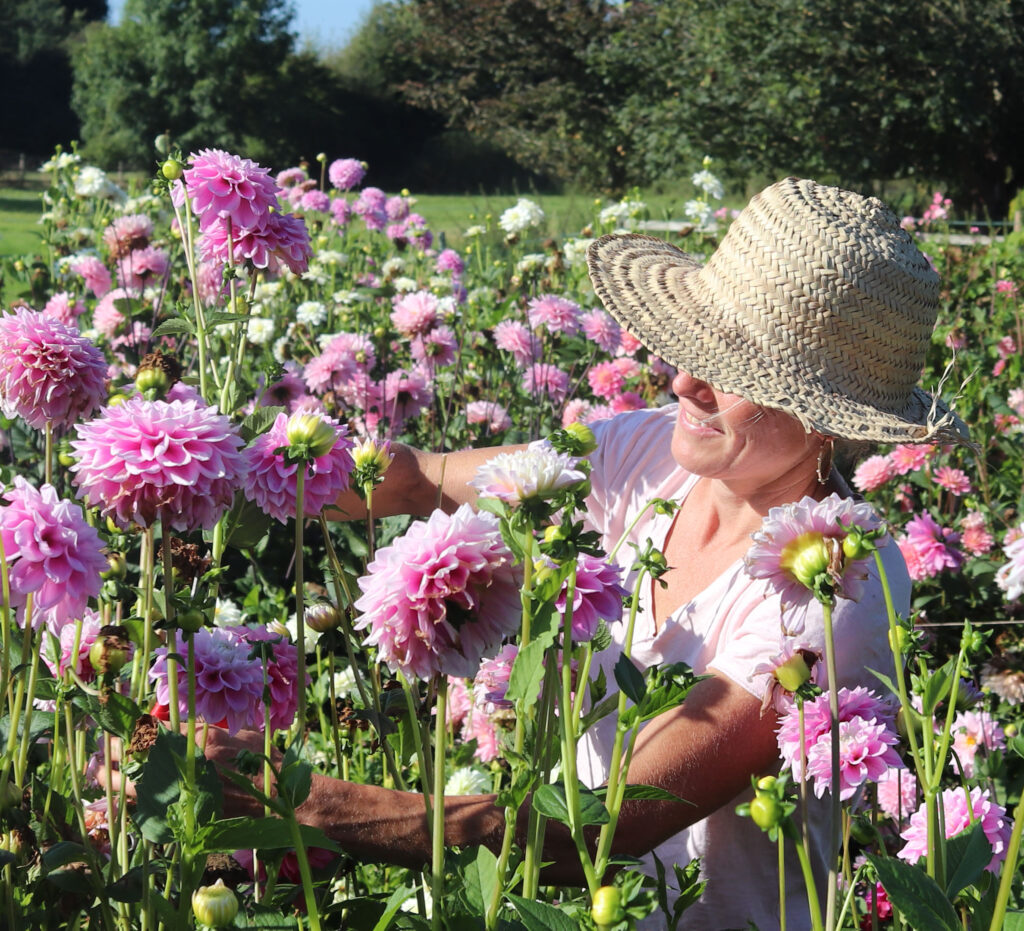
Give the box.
[0,150,1020,931]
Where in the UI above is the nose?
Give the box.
[671,370,714,399]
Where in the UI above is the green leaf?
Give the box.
[41,841,90,870]
[240,405,285,441]
[105,865,147,903]
[1003,912,1024,930]
[944,822,992,899]
[221,492,274,550]
[196,816,339,855]
[80,689,142,740]
[506,893,580,931]
[533,782,609,827]
[919,660,953,715]
[150,317,195,339]
[206,310,252,327]
[371,883,419,931]
[614,653,646,705]
[635,663,702,724]
[618,784,692,805]
[458,845,499,915]
[868,854,960,931]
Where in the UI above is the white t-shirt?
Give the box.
[577,405,910,931]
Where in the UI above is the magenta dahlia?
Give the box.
[70,398,245,532]
[0,309,107,431]
[150,626,265,735]
[0,477,107,630]
[183,148,280,231]
[240,625,303,733]
[353,504,523,680]
[241,411,355,523]
[556,553,628,642]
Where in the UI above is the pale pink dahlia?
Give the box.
[557,552,628,642]
[898,787,1012,872]
[43,608,106,680]
[0,309,107,430]
[240,625,303,733]
[804,715,903,800]
[299,189,330,213]
[330,197,352,227]
[875,766,917,822]
[960,511,994,556]
[933,466,972,496]
[493,320,540,366]
[70,255,111,297]
[150,626,265,735]
[466,400,512,433]
[586,360,626,400]
[303,332,375,396]
[446,676,472,728]
[470,440,587,504]
[70,398,245,532]
[375,368,433,434]
[328,158,366,191]
[896,512,964,581]
[391,290,438,337]
[522,363,570,405]
[241,412,354,523]
[115,245,169,291]
[951,709,1006,778]
[42,292,85,327]
[889,443,933,475]
[744,494,884,627]
[0,477,107,630]
[102,214,153,257]
[198,210,312,275]
[853,454,896,493]
[527,294,581,336]
[353,504,523,680]
[580,308,621,354]
[93,288,130,337]
[412,325,457,368]
[996,524,1024,601]
[183,148,280,231]
[472,644,517,715]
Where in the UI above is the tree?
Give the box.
[70,0,340,169]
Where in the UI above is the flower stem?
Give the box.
[162,535,180,732]
[987,786,1024,931]
[820,598,840,931]
[292,466,307,747]
[430,677,448,931]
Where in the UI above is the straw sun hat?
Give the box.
[586,177,970,445]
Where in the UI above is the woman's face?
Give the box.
[670,371,817,489]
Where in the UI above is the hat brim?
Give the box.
[587,233,970,445]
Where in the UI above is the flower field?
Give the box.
[0,146,1021,929]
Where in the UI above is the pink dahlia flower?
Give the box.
[391,290,439,337]
[239,625,303,733]
[115,245,169,291]
[951,709,1006,778]
[933,466,972,496]
[446,675,472,728]
[472,643,517,715]
[996,524,1024,601]
[889,443,933,475]
[275,166,308,188]
[896,512,964,581]
[618,331,643,355]
[776,685,896,784]
[0,477,107,630]
[611,391,646,414]
[299,189,330,213]
[558,552,628,642]
[466,400,512,433]
[463,704,501,762]
[304,332,375,396]
[561,398,590,426]
[899,786,1012,872]
[584,404,616,424]
[853,454,896,493]
[328,158,366,191]
[353,504,523,680]
[804,715,903,800]
[198,210,312,276]
[527,294,581,336]
[374,368,433,434]
[744,494,884,628]
[183,148,280,231]
[241,412,354,523]
[435,249,465,275]
[330,197,352,227]
[385,195,411,221]
[587,360,626,400]
[42,292,86,327]
[70,255,112,297]
[750,640,823,714]
[522,363,570,405]
[875,766,917,822]
[93,287,131,337]
[0,309,107,430]
[43,608,107,680]
[960,510,994,556]
[150,627,265,735]
[102,214,153,257]
[412,325,458,369]
[493,320,540,366]
[580,308,621,354]
[354,187,388,230]
[470,440,587,504]
[70,398,245,532]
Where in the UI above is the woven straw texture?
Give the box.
[586,178,969,445]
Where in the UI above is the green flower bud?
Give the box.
[285,412,337,460]
[305,600,342,633]
[749,792,783,831]
[591,885,625,929]
[192,879,239,928]
[779,532,833,590]
[135,366,170,400]
[102,553,127,580]
[177,608,207,634]
[89,625,131,675]
[773,653,812,692]
[161,159,183,181]
[563,421,598,455]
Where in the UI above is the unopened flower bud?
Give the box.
[352,437,394,482]
[161,159,183,181]
[779,532,832,590]
[135,366,169,399]
[773,653,812,692]
[192,879,239,928]
[591,886,625,930]
[177,607,207,633]
[89,625,131,675]
[305,600,341,633]
[563,422,597,455]
[285,413,337,460]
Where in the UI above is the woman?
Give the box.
[117,179,972,928]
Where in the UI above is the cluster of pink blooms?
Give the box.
[180,148,311,277]
[776,686,902,800]
[920,191,952,226]
[447,645,517,763]
[150,625,300,735]
[996,523,1024,601]
[353,505,522,680]
[70,397,245,532]
[951,708,1006,778]
[0,308,107,430]
[992,335,1017,377]
[852,443,940,493]
[0,477,107,630]
[896,511,965,581]
[241,412,355,523]
[898,786,1012,872]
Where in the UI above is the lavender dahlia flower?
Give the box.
[70,398,245,532]
[0,309,107,431]
[0,477,107,630]
[241,412,354,523]
[353,504,522,680]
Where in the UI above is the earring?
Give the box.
[816,436,835,485]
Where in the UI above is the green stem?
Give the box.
[162,535,180,732]
[779,830,787,931]
[820,598,840,931]
[292,467,307,747]
[286,813,322,931]
[430,678,448,931]
[790,823,825,931]
[987,786,1024,931]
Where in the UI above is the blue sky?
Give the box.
[108,0,379,49]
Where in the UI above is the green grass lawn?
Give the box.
[0,189,44,257]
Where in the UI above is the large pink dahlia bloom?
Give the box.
[0,477,107,630]
[241,412,355,523]
[353,504,523,680]
[557,553,628,642]
[0,309,107,430]
[70,398,245,532]
[183,148,280,231]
